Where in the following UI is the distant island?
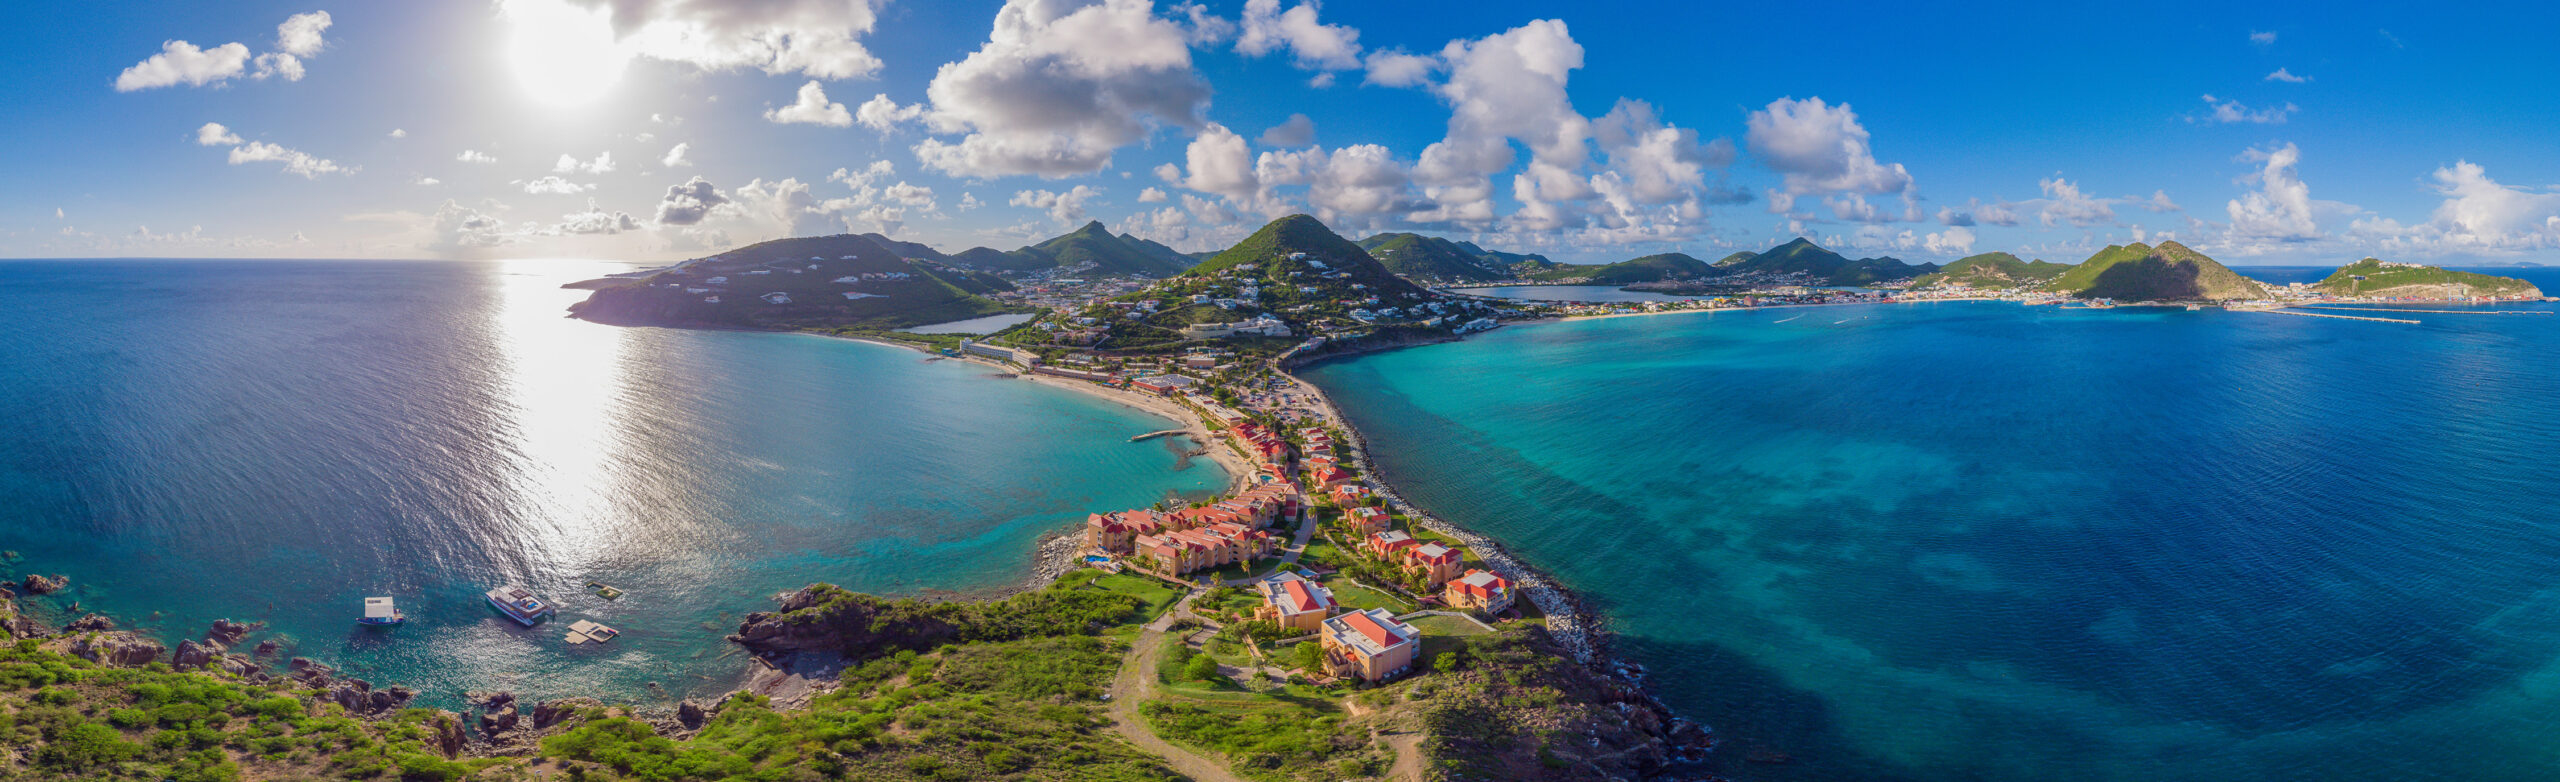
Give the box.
[2311,258,2543,299]
[1913,241,2543,304]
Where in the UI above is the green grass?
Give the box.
[1075,572,1185,620]
[1324,581,1411,613]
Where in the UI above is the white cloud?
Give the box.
[1592,98,1728,206]
[276,11,331,57]
[252,52,305,82]
[1411,19,1589,227]
[2225,143,2319,242]
[2250,30,2277,45]
[1237,0,1362,71]
[457,150,498,164]
[2353,161,2560,254]
[554,151,616,174]
[414,176,441,186]
[388,128,407,139]
[115,41,251,91]
[911,0,1210,178]
[522,176,594,195]
[661,142,692,168]
[427,199,512,253]
[1258,143,1421,227]
[551,0,889,79]
[855,93,924,131]
[2138,190,2182,212]
[1260,113,1316,147]
[655,176,731,225]
[227,140,347,178]
[766,81,853,127]
[2265,67,2309,83]
[1171,123,1269,208]
[555,201,643,235]
[195,122,244,146]
[2037,178,2116,227]
[1362,50,1437,87]
[2196,94,2296,124]
[1923,226,1976,255]
[1011,186,1101,226]
[1746,96,1917,221]
[1138,187,1169,203]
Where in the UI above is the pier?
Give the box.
[2256,309,2421,324]
[2291,306,2550,316]
[1129,429,1190,442]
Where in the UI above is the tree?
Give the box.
[1182,654,1222,682]
[1292,641,1325,672]
[1433,652,1460,673]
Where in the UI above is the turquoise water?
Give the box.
[1304,286,2560,782]
[897,312,1038,334]
[0,259,1224,708]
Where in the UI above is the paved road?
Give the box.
[1107,591,1245,782]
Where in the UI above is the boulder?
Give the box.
[171,639,217,669]
[69,633,162,667]
[253,639,280,656]
[207,619,253,645]
[676,699,710,729]
[216,655,260,678]
[20,574,66,595]
[426,710,469,757]
[478,703,519,735]
[62,614,114,633]
[531,697,599,730]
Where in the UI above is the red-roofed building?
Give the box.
[1254,571,1337,633]
[1085,510,1166,553]
[1320,608,1419,682]
[1443,569,1514,614]
[1367,530,1416,558]
[1405,542,1465,587]
[1343,506,1391,535]
[1328,484,1374,508]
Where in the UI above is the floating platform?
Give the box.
[565,620,621,645]
[585,581,624,600]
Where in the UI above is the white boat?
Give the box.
[357,596,404,626]
[485,585,552,626]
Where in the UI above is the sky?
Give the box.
[7,0,2560,265]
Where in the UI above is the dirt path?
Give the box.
[1108,591,1245,782]
[1384,732,1423,782]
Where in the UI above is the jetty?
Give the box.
[2292,306,2550,316]
[1129,429,1189,442]
[564,620,620,645]
[2256,309,2421,325]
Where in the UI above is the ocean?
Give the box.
[0,258,1226,709]
[1305,269,2560,782]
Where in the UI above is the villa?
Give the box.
[1344,506,1391,535]
[1328,484,1374,508]
[1319,608,1419,682]
[1254,571,1338,634]
[1367,530,1416,557]
[1134,522,1277,576]
[1085,510,1167,553]
[1406,542,1465,587]
[1443,569,1514,614]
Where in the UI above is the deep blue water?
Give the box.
[1305,273,2560,782]
[0,259,1224,708]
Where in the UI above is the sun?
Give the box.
[504,0,630,107]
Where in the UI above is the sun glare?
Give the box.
[504,0,629,107]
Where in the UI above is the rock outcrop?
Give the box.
[207,619,254,645]
[171,639,218,669]
[67,632,163,666]
[20,574,66,595]
[676,699,710,729]
[63,614,114,633]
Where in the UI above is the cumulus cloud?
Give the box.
[2250,30,2278,45]
[522,176,594,195]
[654,176,731,225]
[855,93,924,131]
[661,142,692,167]
[1138,187,1169,203]
[911,0,1211,178]
[414,176,441,186]
[115,41,251,91]
[115,12,330,91]
[1408,19,1589,227]
[551,0,889,79]
[766,81,853,127]
[555,201,643,235]
[457,150,498,164]
[1362,50,1437,87]
[1237,0,1362,71]
[196,122,244,146]
[2195,94,2296,124]
[1169,124,1271,209]
[427,200,512,253]
[389,128,407,139]
[2225,143,2319,242]
[1593,98,1729,206]
[1746,96,1917,221]
[553,151,617,175]
[2037,178,2116,227]
[2353,161,2560,254]
[1923,226,1976,255]
[2265,67,2309,83]
[1011,186,1100,226]
[2138,190,2182,212]
[1260,113,1316,147]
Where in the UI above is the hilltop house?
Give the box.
[1254,571,1338,634]
[1320,608,1419,682]
[1443,569,1514,614]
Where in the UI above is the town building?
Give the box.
[1254,571,1338,634]
[1405,542,1464,587]
[1320,608,1419,682]
[1367,530,1416,558]
[1343,506,1391,535]
[1443,569,1514,614]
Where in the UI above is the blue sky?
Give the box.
[7,0,2560,264]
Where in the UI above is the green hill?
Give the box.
[1528,253,1721,284]
[2041,241,2269,301]
[935,222,1191,277]
[1120,233,1202,271]
[1909,252,2073,289]
[1712,251,1757,267]
[2311,258,2543,298]
[858,232,949,263]
[1718,238,1937,285]
[1358,233,1512,281]
[1191,215,1428,299]
[566,233,1021,330]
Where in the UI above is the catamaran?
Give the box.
[357,596,405,626]
[485,585,552,626]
